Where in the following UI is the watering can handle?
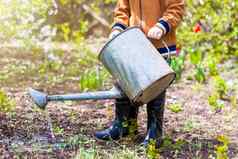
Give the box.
[162,40,172,59]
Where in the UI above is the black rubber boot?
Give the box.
[142,91,166,147]
[95,97,138,140]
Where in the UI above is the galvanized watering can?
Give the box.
[99,27,175,105]
[29,27,175,109]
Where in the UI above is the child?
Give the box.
[95,0,184,147]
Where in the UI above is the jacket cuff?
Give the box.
[112,22,127,31]
[156,19,171,34]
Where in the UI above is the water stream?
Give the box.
[0,93,68,153]
[26,92,57,143]
[42,110,56,143]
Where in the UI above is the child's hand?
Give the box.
[109,29,121,39]
[147,26,164,40]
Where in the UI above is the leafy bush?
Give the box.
[176,0,238,82]
[178,0,238,57]
[0,0,115,48]
[0,0,53,46]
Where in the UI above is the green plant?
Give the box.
[79,66,109,91]
[110,146,139,159]
[215,135,229,159]
[75,147,98,159]
[38,60,62,75]
[213,76,228,98]
[160,136,187,152]
[172,139,186,151]
[208,93,224,112]
[207,57,219,76]
[183,120,198,132]
[189,49,202,66]
[160,136,173,151]
[168,103,183,113]
[66,134,96,151]
[169,53,185,80]
[53,125,65,135]
[146,140,160,159]
[208,76,229,111]
[0,90,15,113]
[194,65,206,83]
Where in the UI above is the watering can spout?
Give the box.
[28,86,125,109]
[28,88,48,109]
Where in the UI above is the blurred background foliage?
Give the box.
[0,0,237,57]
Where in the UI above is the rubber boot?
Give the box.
[95,97,138,140]
[142,91,166,147]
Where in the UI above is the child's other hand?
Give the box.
[109,29,121,39]
[147,26,164,40]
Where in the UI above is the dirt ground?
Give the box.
[0,45,237,159]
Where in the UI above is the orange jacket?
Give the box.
[112,0,185,53]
